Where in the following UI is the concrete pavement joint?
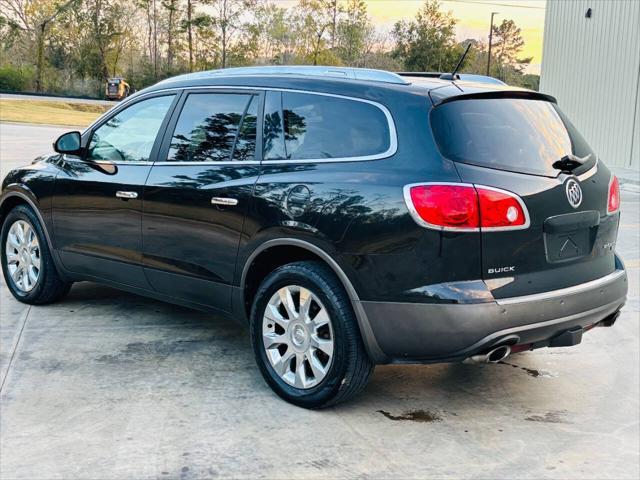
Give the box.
[0,305,31,394]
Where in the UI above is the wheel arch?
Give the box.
[0,189,54,252]
[240,238,387,363]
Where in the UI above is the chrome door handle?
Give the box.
[211,197,238,206]
[116,191,138,199]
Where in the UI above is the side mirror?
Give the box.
[53,131,82,156]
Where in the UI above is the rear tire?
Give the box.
[250,261,374,408]
[1,205,71,304]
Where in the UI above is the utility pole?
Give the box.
[486,11,498,76]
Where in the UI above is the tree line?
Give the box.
[0,0,539,97]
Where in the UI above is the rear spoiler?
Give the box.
[429,88,557,107]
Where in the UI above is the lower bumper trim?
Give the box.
[361,267,627,364]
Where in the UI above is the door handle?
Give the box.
[116,191,138,199]
[211,197,238,206]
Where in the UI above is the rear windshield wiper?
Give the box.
[552,154,592,172]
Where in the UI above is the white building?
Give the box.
[540,0,640,170]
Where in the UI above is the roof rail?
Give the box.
[398,71,506,86]
[206,66,410,85]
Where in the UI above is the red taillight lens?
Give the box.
[476,187,527,229]
[405,183,529,231]
[407,184,479,230]
[608,175,620,214]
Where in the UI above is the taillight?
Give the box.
[404,183,529,232]
[607,175,620,214]
[405,184,479,230]
[476,186,528,230]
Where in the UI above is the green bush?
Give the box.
[0,65,30,91]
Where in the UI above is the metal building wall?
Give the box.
[540,0,640,169]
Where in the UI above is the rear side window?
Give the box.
[430,98,595,177]
[263,91,391,161]
[167,93,256,162]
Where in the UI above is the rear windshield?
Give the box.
[430,98,595,177]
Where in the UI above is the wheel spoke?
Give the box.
[264,303,289,329]
[278,287,298,319]
[271,349,294,377]
[312,308,330,330]
[30,252,41,269]
[262,332,287,349]
[293,353,307,388]
[6,251,19,265]
[299,287,313,320]
[311,336,334,357]
[11,266,23,284]
[308,353,327,380]
[28,266,39,284]
[7,233,20,249]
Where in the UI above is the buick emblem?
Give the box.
[565,178,583,208]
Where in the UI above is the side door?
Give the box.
[52,93,178,288]
[142,89,262,311]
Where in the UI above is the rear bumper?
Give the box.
[361,264,628,364]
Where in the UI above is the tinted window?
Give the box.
[264,91,391,161]
[88,95,174,162]
[430,98,595,177]
[168,93,254,162]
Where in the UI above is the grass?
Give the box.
[0,99,112,127]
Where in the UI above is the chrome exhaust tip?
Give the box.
[463,345,512,365]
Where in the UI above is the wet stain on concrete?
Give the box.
[377,409,442,423]
[525,410,569,424]
[499,361,556,378]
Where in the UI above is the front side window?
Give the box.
[88,95,175,162]
[263,91,392,161]
[167,93,255,162]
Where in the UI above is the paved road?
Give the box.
[1,92,113,106]
[1,123,639,479]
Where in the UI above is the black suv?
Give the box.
[0,66,627,408]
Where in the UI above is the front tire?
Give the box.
[1,205,71,304]
[250,261,374,408]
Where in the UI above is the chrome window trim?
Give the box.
[402,182,531,232]
[496,269,626,306]
[85,85,398,165]
[154,160,262,166]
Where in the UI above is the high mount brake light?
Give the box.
[607,175,620,214]
[403,183,530,232]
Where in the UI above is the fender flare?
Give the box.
[0,188,55,252]
[240,238,387,363]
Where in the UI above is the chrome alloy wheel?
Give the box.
[5,220,41,293]
[262,285,334,389]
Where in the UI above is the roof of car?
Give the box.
[145,66,555,106]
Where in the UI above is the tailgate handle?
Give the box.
[544,210,599,234]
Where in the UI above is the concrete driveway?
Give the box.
[1,123,639,479]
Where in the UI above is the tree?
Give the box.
[0,0,80,91]
[491,18,531,81]
[209,0,255,69]
[391,0,459,72]
[335,0,373,66]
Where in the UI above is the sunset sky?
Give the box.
[277,0,547,74]
[365,0,546,74]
